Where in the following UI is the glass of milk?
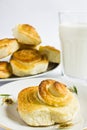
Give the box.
[59,12,87,79]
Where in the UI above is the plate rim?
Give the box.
[0,63,59,82]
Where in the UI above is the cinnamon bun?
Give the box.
[18,79,80,126]
[10,49,48,76]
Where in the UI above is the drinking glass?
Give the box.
[58,11,87,79]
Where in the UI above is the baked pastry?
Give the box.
[18,79,80,126]
[0,38,19,59]
[39,46,60,63]
[12,24,41,45]
[10,49,48,76]
[0,61,12,78]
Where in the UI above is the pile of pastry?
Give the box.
[0,24,60,78]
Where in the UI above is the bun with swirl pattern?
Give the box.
[38,79,73,106]
[18,79,80,126]
[10,49,48,76]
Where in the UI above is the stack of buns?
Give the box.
[18,79,80,126]
[0,24,60,78]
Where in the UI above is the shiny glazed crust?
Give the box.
[10,49,48,76]
[38,79,73,106]
[12,49,41,62]
[18,79,80,126]
[0,38,19,59]
[13,24,42,45]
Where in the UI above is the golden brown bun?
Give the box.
[38,79,73,106]
[0,61,12,78]
[18,79,80,126]
[0,38,19,59]
[39,45,60,63]
[10,49,48,76]
[12,24,41,45]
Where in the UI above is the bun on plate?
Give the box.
[0,61,12,78]
[12,24,41,45]
[39,46,60,63]
[18,79,80,126]
[0,38,19,59]
[10,49,48,76]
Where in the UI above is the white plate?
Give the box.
[0,77,86,130]
[0,62,59,82]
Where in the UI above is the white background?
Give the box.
[0,0,87,50]
[0,0,87,129]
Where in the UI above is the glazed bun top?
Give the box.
[13,24,42,45]
[11,49,43,62]
[38,79,73,107]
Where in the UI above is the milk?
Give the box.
[59,24,87,79]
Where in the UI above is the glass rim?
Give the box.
[58,11,87,14]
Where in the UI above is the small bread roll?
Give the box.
[39,46,60,63]
[12,24,41,45]
[0,38,19,59]
[10,49,48,76]
[0,61,12,78]
[18,79,80,126]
